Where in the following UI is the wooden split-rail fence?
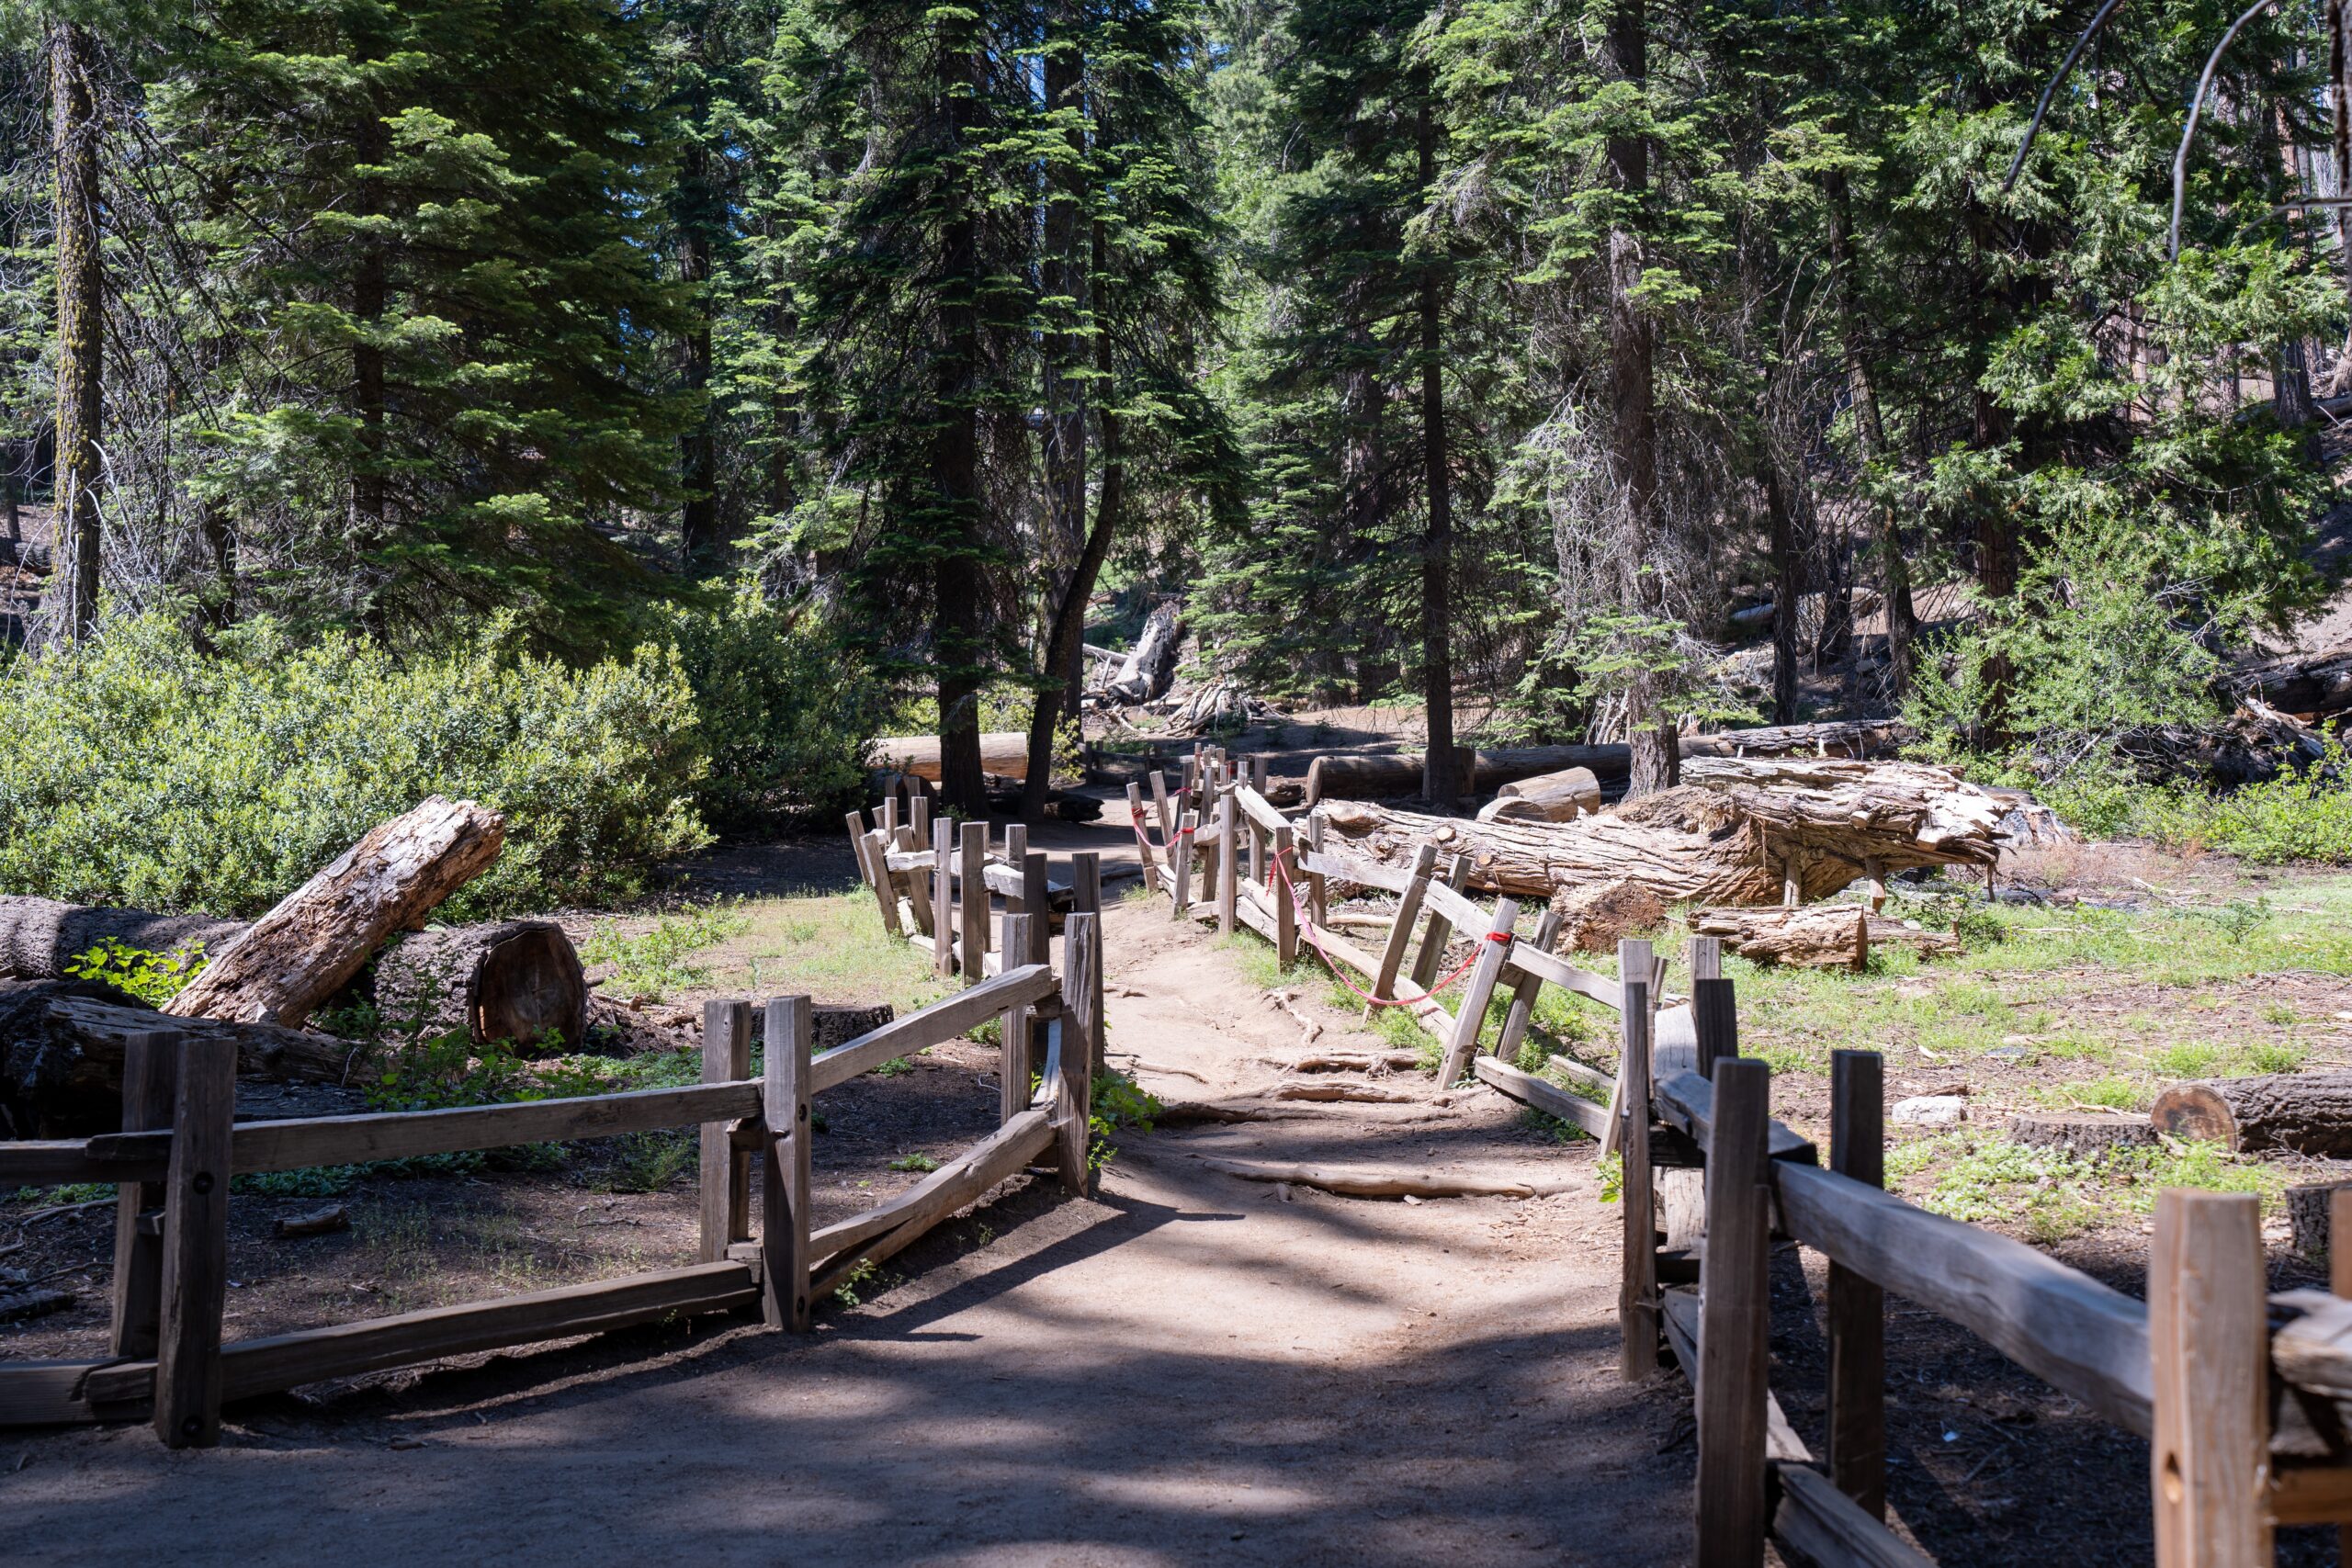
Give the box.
[0,913,1103,1450]
[1120,742,2352,1565]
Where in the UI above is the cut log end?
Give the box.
[2152,1073,2352,1157]
[375,919,588,1051]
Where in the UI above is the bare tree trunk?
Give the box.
[1416,94,1459,807]
[1825,174,1913,695]
[934,23,989,815]
[49,18,101,644]
[1041,10,1089,728]
[1762,464,1802,725]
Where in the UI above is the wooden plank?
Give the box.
[1696,1056,1772,1566]
[1408,853,1474,994]
[1601,940,1653,1159]
[87,1262,761,1409]
[2335,1190,2352,1559]
[1060,914,1100,1196]
[1693,976,1739,1081]
[807,1111,1056,1303]
[0,1141,158,1185]
[154,1035,235,1449]
[863,829,904,936]
[1237,784,1286,835]
[1498,942,1623,1010]
[0,1361,109,1427]
[1660,1288,1808,1463]
[1298,847,1416,896]
[1772,1465,1937,1568]
[845,809,876,887]
[2152,1190,2271,1566]
[1216,786,1238,936]
[1829,1048,1888,1518]
[1472,1055,1608,1139]
[1273,825,1298,968]
[699,1000,752,1263]
[1775,1159,2153,1436]
[810,964,1056,1093]
[2269,1462,2352,1526]
[896,825,935,937]
[1618,966,1658,1382]
[1172,809,1198,920]
[1689,934,1723,982]
[1420,877,1485,935]
[1368,843,1441,1014]
[110,1030,178,1360]
[762,997,813,1331]
[1071,851,1103,1076]
[1304,813,1329,928]
[1436,898,1520,1087]
[959,821,989,985]
[1654,1071,1819,1165]
[932,816,956,979]
[1493,911,1564,1067]
[1022,852,1052,964]
[999,913,1035,1126]
[810,1106,1056,1264]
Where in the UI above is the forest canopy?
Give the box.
[1,0,2347,906]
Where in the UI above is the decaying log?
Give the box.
[2219,644,2352,719]
[0,896,248,982]
[1102,601,1182,705]
[372,920,588,1050]
[1306,726,1913,806]
[1478,765,1601,824]
[0,979,363,1136]
[1194,1155,1579,1199]
[2288,1181,2352,1256]
[2152,1073,2352,1156]
[165,796,507,1030]
[2005,1113,2159,1160]
[869,731,1034,783]
[1685,906,1964,968]
[1318,765,2004,908]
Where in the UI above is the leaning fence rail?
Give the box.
[0,917,1101,1450]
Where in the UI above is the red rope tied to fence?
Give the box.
[1268,848,1493,1008]
[1127,786,1192,858]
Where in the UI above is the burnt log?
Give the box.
[165,795,506,1029]
[0,896,247,982]
[2153,1073,2352,1156]
[0,979,362,1136]
[373,920,588,1051]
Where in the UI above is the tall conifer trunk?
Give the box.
[350,69,389,634]
[50,18,101,643]
[1416,94,1459,807]
[1762,463,1802,725]
[1040,10,1089,725]
[677,156,718,565]
[934,19,989,814]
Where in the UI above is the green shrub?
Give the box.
[0,612,708,918]
[2138,746,2352,865]
[652,592,883,833]
[62,938,208,1005]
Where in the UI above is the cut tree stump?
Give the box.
[2154,1073,2352,1156]
[1686,907,1965,969]
[165,796,506,1030]
[2006,1112,2159,1160]
[0,896,247,982]
[0,980,361,1136]
[373,920,587,1051]
[2287,1181,2352,1257]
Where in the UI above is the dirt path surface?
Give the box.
[6,835,1690,1567]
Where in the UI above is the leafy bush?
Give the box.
[652,592,883,833]
[62,938,208,1005]
[0,612,708,918]
[2137,747,2352,865]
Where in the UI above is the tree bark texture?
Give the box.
[1685,906,1962,969]
[50,18,101,643]
[373,920,587,1050]
[1417,91,1460,807]
[165,796,506,1029]
[0,897,248,983]
[879,730,1035,782]
[1,980,361,1137]
[933,21,989,816]
[1762,462,1803,725]
[2154,1074,2352,1157]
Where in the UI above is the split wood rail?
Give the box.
[845,794,1101,992]
[0,914,1102,1450]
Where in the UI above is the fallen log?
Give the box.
[0,980,363,1137]
[868,731,1034,783]
[0,896,247,983]
[1318,765,2005,908]
[1477,765,1601,824]
[1102,600,1182,705]
[372,920,588,1051]
[165,796,506,1030]
[1685,906,1963,969]
[2219,644,2352,719]
[2006,1113,2158,1160]
[2152,1073,2352,1156]
[1193,1155,1579,1199]
[1307,726,1916,805]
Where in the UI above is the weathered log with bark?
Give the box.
[1102,600,1182,705]
[1306,725,1917,805]
[869,731,1034,783]
[2219,644,2352,719]
[2006,1113,2158,1160]
[2152,1073,2352,1156]
[0,896,247,982]
[1,979,362,1136]
[1318,763,2004,908]
[165,796,506,1030]
[372,920,587,1050]
[1685,906,1963,968]
[1477,765,1601,823]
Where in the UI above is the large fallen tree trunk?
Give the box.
[1102,600,1182,705]
[1317,764,2004,907]
[0,896,247,982]
[869,731,1033,783]
[165,795,506,1029]
[1,980,362,1136]
[1306,724,1918,804]
[1685,906,1962,969]
[2152,1073,2352,1156]
[373,920,587,1050]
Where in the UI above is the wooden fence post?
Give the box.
[1003,821,1026,874]
[1696,1055,1772,1567]
[1071,851,1104,1076]
[1408,854,1474,994]
[1022,852,1052,965]
[1828,1048,1887,1518]
[700,1000,752,1262]
[1437,898,1520,1086]
[1000,913,1035,1124]
[1370,842,1441,1015]
[153,1034,234,1449]
[931,816,956,980]
[1216,781,1238,936]
[110,1030,179,1360]
[1272,824,1298,968]
[844,808,875,887]
[1693,976,1740,1081]
[909,793,929,843]
[1304,814,1329,928]
[1059,912,1101,1198]
[862,829,904,937]
[762,995,813,1332]
[1148,769,1175,859]
[1603,938,1655,1157]
[1126,783,1158,878]
[959,820,988,985]
[897,823,934,938]
[1618,967,1659,1382]
[1493,908,1565,1066]
[1173,809,1198,918]
[2151,1189,2271,1568]
[1688,934,1722,984]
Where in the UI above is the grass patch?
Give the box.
[582,901,752,1002]
[1887,1131,2287,1244]
[888,1152,941,1173]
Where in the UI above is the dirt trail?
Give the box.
[7,837,1690,1567]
